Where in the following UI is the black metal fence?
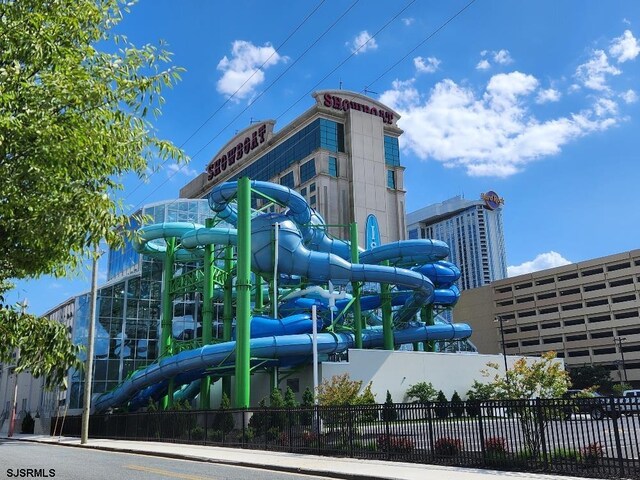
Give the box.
[52,397,640,479]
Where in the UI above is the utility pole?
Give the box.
[615,337,629,385]
[8,299,27,437]
[495,316,510,384]
[81,247,100,444]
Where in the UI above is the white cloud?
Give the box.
[610,30,640,63]
[166,162,197,178]
[621,89,638,103]
[623,18,631,26]
[575,49,621,91]
[493,49,513,65]
[402,17,415,26]
[508,251,572,277]
[414,56,441,74]
[347,31,378,55]
[536,88,561,104]
[379,72,618,177]
[216,40,287,100]
[593,97,618,117]
[476,59,491,70]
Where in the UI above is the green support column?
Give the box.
[200,219,214,409]
[350,223,362,349]
[234,177,252,408]
[254,274,264,313]
[422,305,435,352]
[222,244,234,398]
[161,237,176,410]
[381,260,394,351]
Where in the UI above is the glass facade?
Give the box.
[384,136,400,166]
[387,169,396,189]
[230,118,344,182]
[328,156,338,177]
[280,171,294,188]
[299,159,316,184]
[69,199,210,409]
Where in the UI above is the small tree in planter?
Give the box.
[466,380,496,417]
[382,390,398,422]
[300,387,314,426]
[450,391,465,417]
[434,390,449,419]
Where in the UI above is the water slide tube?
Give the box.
[93,322,472,413]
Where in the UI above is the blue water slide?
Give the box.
[208,180,354,260]
[93,323,472,413]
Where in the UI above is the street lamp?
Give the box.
[614,337,629,385]
[8,298,28,438]
[495,316,510,384]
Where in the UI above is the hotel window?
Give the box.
[300,187,307,197]
[384,136,400,166]
[310,182,316,193]
[387,169,396,189]
[328,156,338,177]
[310,195,316,206]
[300,159,316,184]
[280,171,294,189]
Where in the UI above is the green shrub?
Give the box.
[382,390,398,422]
[551,447,579,461]
[212,393,234,434]
[208,429,223,442]
[242,426,256,443]
[190,426,205,441]
[21,412,35,434]
[450,391,464,417]
[434,390,449,419]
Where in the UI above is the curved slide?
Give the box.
[94,180,470,412]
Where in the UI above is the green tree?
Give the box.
[484,352,570,458]
[569,365,614,393]
[613,382,633,396]
[434,390,449,419]
[450,391,464,417]
[0,0,185,385]
[284,386,298,408]
[316,373,374,406]
[465,380,497,417]
[0,305,81,389]
[382,390,397,422]
[405,381,438,403]
[300,386,314,426]
[212,393,234,434]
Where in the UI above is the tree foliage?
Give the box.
[0,305,82,389]
[316,373,375,406]
[0,0,185,285]
[405,381,438,403]
[0,0,185,386]
[484,352,570,400]
[569,365,613,393]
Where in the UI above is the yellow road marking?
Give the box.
[125,464,215,480]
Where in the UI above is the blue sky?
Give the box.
[6,0,640,314]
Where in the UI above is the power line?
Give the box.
[123,0,328,202]
[127,0,361,213]
[128,0,478,215]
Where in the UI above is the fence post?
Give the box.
[477,401,486,466]
[610,396,625,477]
[535,398,549,471]
[288,408,293,452]
[426,402,435,461]
[348,405,354,458]
[384,403,391,461]
[242,409,246,449]
[315,406,321,456]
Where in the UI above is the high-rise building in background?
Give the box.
[406,191,508,291]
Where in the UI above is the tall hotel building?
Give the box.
[180,90,407,245]
[406,192,508,291]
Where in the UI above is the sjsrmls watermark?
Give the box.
[6,469,56,478]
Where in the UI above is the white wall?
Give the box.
[321,349,559,403]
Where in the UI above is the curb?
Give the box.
[9,437,385,480]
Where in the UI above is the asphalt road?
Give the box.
[0,440,331,480]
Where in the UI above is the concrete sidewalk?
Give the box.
[5,434,596,480]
